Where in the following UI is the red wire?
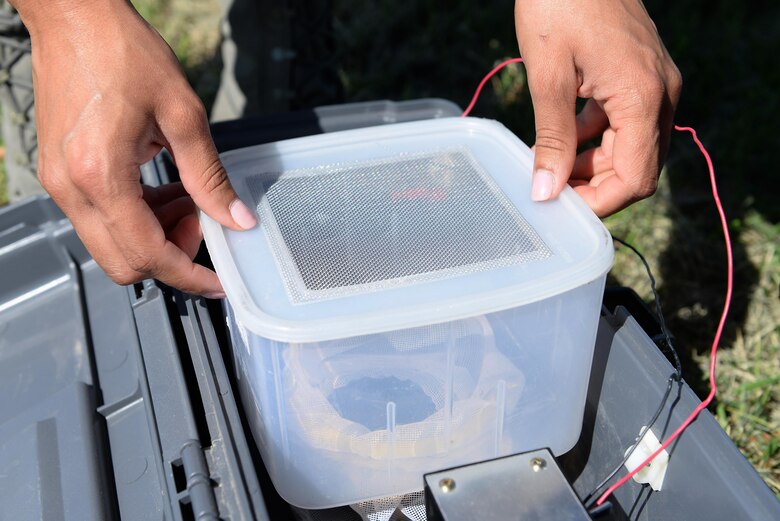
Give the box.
[595,126,733,506]
[463,60,735,507]
[460,57,524,117]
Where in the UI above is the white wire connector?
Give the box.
[624,426,669,491]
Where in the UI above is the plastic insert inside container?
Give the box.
[201,117,614,509]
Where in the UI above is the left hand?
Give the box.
[515,0,682,216]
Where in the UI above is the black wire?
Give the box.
[587,500,613,518]
[582,374,676,508]
[612,236,682,381]
[581,236,684,508]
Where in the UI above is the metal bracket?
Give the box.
[424,449,592,521]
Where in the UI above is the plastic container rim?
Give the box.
[201,117,614,343]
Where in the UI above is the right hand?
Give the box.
[515,0,682,217]
[15,0,256,296]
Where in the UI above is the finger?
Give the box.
[573,171,637,217]
[572,118,659,216]
[572,126,615,180]
[588,68,667,216]
[146,194,204,263]
[571,147,611,181]
[168,213,203,260]
[526,57,579,202]
[93,181,224,296]
[573,132,657,217]
[142,182,188,207]
[40,172,149,284]
[569,170,619,192]
[153,195,197,232]
[57,196,148,284]
[577,169,619,190]
[609,118,660,207]
[59,172,212,290]
[571,99,662,216]
[157,93,256,231]
[575,99,609,147]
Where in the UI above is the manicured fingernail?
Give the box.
[229,199,257,230]
[204,291,226,299]
[532,169,555,202]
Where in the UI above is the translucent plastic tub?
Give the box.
[201,118,613,508]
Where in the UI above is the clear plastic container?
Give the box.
[201,117,613,508]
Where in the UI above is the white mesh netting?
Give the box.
[249,147,551,303]
[290,490,427,521]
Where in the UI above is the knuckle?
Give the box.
[37,167,65,196]
[64,145,104,194]
[125,252,158,275]
[110,268,144,287]
[169,94,208,129]
[636,74,666,109]
[619,73,665,117]
[632,176,658,200]
[70,167,103,194]
[197,158,230,196]
[534,126,573,154]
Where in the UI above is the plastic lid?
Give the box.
[201,117,613,342]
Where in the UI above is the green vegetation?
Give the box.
[132,0,222,108]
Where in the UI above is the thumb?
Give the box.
[161,97,257,231]
[527,64,578,202]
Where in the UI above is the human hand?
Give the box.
[14,0,255,296]
[514,0,682,216]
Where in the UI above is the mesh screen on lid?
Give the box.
[248,147,551,303]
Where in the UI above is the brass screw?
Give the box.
[530,457,547,472]
[439,478,456,493]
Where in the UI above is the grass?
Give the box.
[132,0,222,108]
[606,170,780,496]
[711,215,780,492]
[4,0,780,498]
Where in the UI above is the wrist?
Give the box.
[11,0,133,40]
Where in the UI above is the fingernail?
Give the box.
[229,199,257,230]
[532,169,555,202]
[204,291,226,299]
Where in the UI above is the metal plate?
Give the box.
[424,449,591,521]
